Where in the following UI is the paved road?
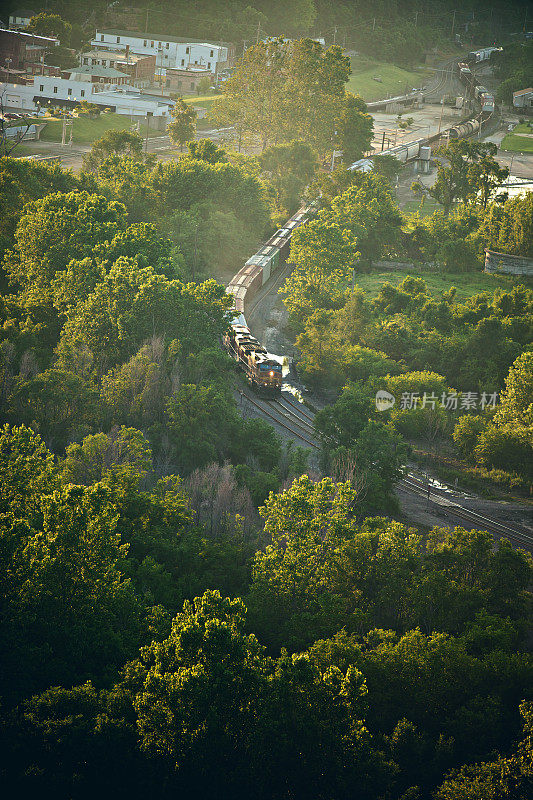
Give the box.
[16,125,237,172]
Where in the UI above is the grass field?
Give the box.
[40,112,170,144]
[347,57,427,102]
[352,267,529,299]
[500,123,533,153]
[38,95,223,144]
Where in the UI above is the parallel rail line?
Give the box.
[399,475,533,549]
[240,389,319,449]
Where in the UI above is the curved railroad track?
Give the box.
[239,387,319,449]
[398,475,533,550]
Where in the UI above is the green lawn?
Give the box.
[352,267,529,299]
[183,93,222,110]
[40,112,170,145]
[500,122,533,153]
[347,57,428,102]
[401,198,443,216]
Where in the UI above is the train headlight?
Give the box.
[269,370,274,377]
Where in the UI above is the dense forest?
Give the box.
[5,0,532,63]
[0,137,532,798]
[1,8,533,796]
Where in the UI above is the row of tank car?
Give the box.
[224,205,313,395]
[452,55,497,137]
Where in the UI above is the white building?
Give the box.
[90,29,233,75]
[0,76,174,126]
[513,88,533,109]
[8,8,34,30]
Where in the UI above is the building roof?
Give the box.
[79,49,153,63]
[513,87,533,97]
[95,29,231,48]
[71,64,130,79]
[0,26,57,43]
[167,66,212,74]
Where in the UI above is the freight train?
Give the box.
[225,53,498,393]
[224,207,312,395]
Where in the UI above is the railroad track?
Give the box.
[399,475,533,550]
[267,397,316,436]
[240,388,319,449]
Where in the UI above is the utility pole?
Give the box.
[333,26,337,45]
[451,10,456,36]
[372,18,376,31]
[437,97,444,135]
[145,9,149,34]
[145,111,152,154]
[414,11,419,27]
[256,21,261,44]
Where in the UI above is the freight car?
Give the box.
[224,205,314,394]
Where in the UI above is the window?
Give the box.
[53,86,57,93]
[100,35,104,41]
[81,90,85,97]
[166,42,169,49]
[39,84,43,91]
[117,37,120,43]
[181,58,184,66]
[210,49,214,57]
[102,60,107,66]
[151,41,154,47]
[83,57,88,64]
[68,88,72,95]
[185,46,190,54]
[208,62,211,69]
[144,40,147,47]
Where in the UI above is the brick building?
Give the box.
[79,48,155,87]
[165,66,212,93]
[0,27,58,71]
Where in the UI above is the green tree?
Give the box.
[496,351,533,428]
[259,139,318,220]
[27,13,72,45]
[480,192,533,258]
[197,75,213,95]
[4,191,127,302]
[62,427,152,485]
[186,138,227,163]
[341,93,373,164]
[248,476,361,650]
[82,130,145,174]
[167,98,197,151]
[330,172,403,266]
[435,701,533,800]
[279,216,357,328]
[0,481,144,703]
[413,141,507,216]
[11,369,98,450]
[0,424,57,518]
[212,38,350,154]
[166,384,240,473]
